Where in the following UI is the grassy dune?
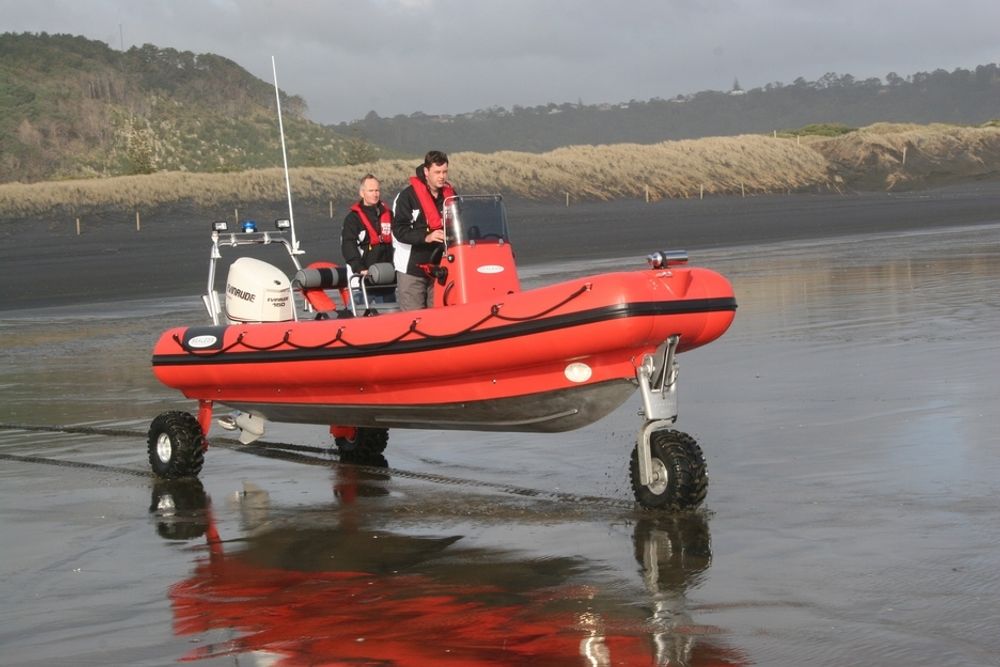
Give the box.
[2,123,1000,218]
[810,122,1000,190]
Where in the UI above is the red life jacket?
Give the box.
[350,202,392,246]
[409,176,456,231]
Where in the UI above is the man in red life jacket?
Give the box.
[391,150,456,310]
[340,173,394,276]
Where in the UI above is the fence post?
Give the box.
[76,217,81,235]
[136,209,141,231]
[699,184,704,200]
[645,185,650,203]
[234,208,239,225]
[902,146,907,165]
[565,192,569,207]
[741,182,745,197]
[329,199,334,218]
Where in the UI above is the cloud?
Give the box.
[3,0,1000,123]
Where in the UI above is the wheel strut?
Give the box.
[635,335,679,487]
[197,400,214,450]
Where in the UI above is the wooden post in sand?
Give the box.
[741,182,745,197]
[699,184,704,200]
[234,208,239,225]
[902,146,907,165]
[645,186,650,203]
[565,192,570,207]
[329,200,334,218]
[76,217,81,235]
[135,210,141,231]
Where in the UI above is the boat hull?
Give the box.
[152,267,736,432]
[226,379,637,432]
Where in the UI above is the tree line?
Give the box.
[3,31,999,185]
[337,65,1000,153]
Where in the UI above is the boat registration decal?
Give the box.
[477,265,505,274]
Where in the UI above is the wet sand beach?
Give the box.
[4,182,1000,309]
[1,185,999,665]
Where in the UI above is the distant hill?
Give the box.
[337,66,1000,153]
[0,32,392,183]
[6,31,1000,188]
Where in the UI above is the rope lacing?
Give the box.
[176,283,592,356]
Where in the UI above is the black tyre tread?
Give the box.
[335,427,389,455]
[148,411,206,479]
[630,429,708,511]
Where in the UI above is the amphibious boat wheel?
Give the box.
[148,411,206,479]
[335,427,389,456]
[630,429,707,511]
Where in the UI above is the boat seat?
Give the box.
[293,265,349,290]
[349,262,399,316]
[292,263,350,315]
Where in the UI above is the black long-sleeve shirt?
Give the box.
[340,201,393,273]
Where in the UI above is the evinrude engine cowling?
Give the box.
[225,257,294,323]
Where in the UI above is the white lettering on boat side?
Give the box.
[188,335,219,349]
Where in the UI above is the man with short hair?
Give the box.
[391,150,456,310]
[340,173,393,276]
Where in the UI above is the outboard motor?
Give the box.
[225,257,294,323]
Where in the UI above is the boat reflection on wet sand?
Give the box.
[150,468,747,666]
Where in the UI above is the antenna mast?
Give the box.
[271,56,301,253]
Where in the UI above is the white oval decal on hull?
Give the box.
[188,334,219,349]
[477,264,505,274]
[564,362,593,383]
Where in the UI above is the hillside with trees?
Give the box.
[4,31,1000,192]
[338,67,1000,153]
[0,32,387,183]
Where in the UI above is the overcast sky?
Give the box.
[4,0,999,125]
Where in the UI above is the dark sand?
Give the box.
[3,181,1000,310]
[1,184,1000,665]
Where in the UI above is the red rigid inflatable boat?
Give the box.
[148,195,736,509]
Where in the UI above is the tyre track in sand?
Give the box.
[0,422,634,510]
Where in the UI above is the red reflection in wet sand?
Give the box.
[159,476,745,665]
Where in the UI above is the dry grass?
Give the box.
[3,123,1000,218]
[453,134,832,201]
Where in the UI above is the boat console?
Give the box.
[437,195,520,306]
